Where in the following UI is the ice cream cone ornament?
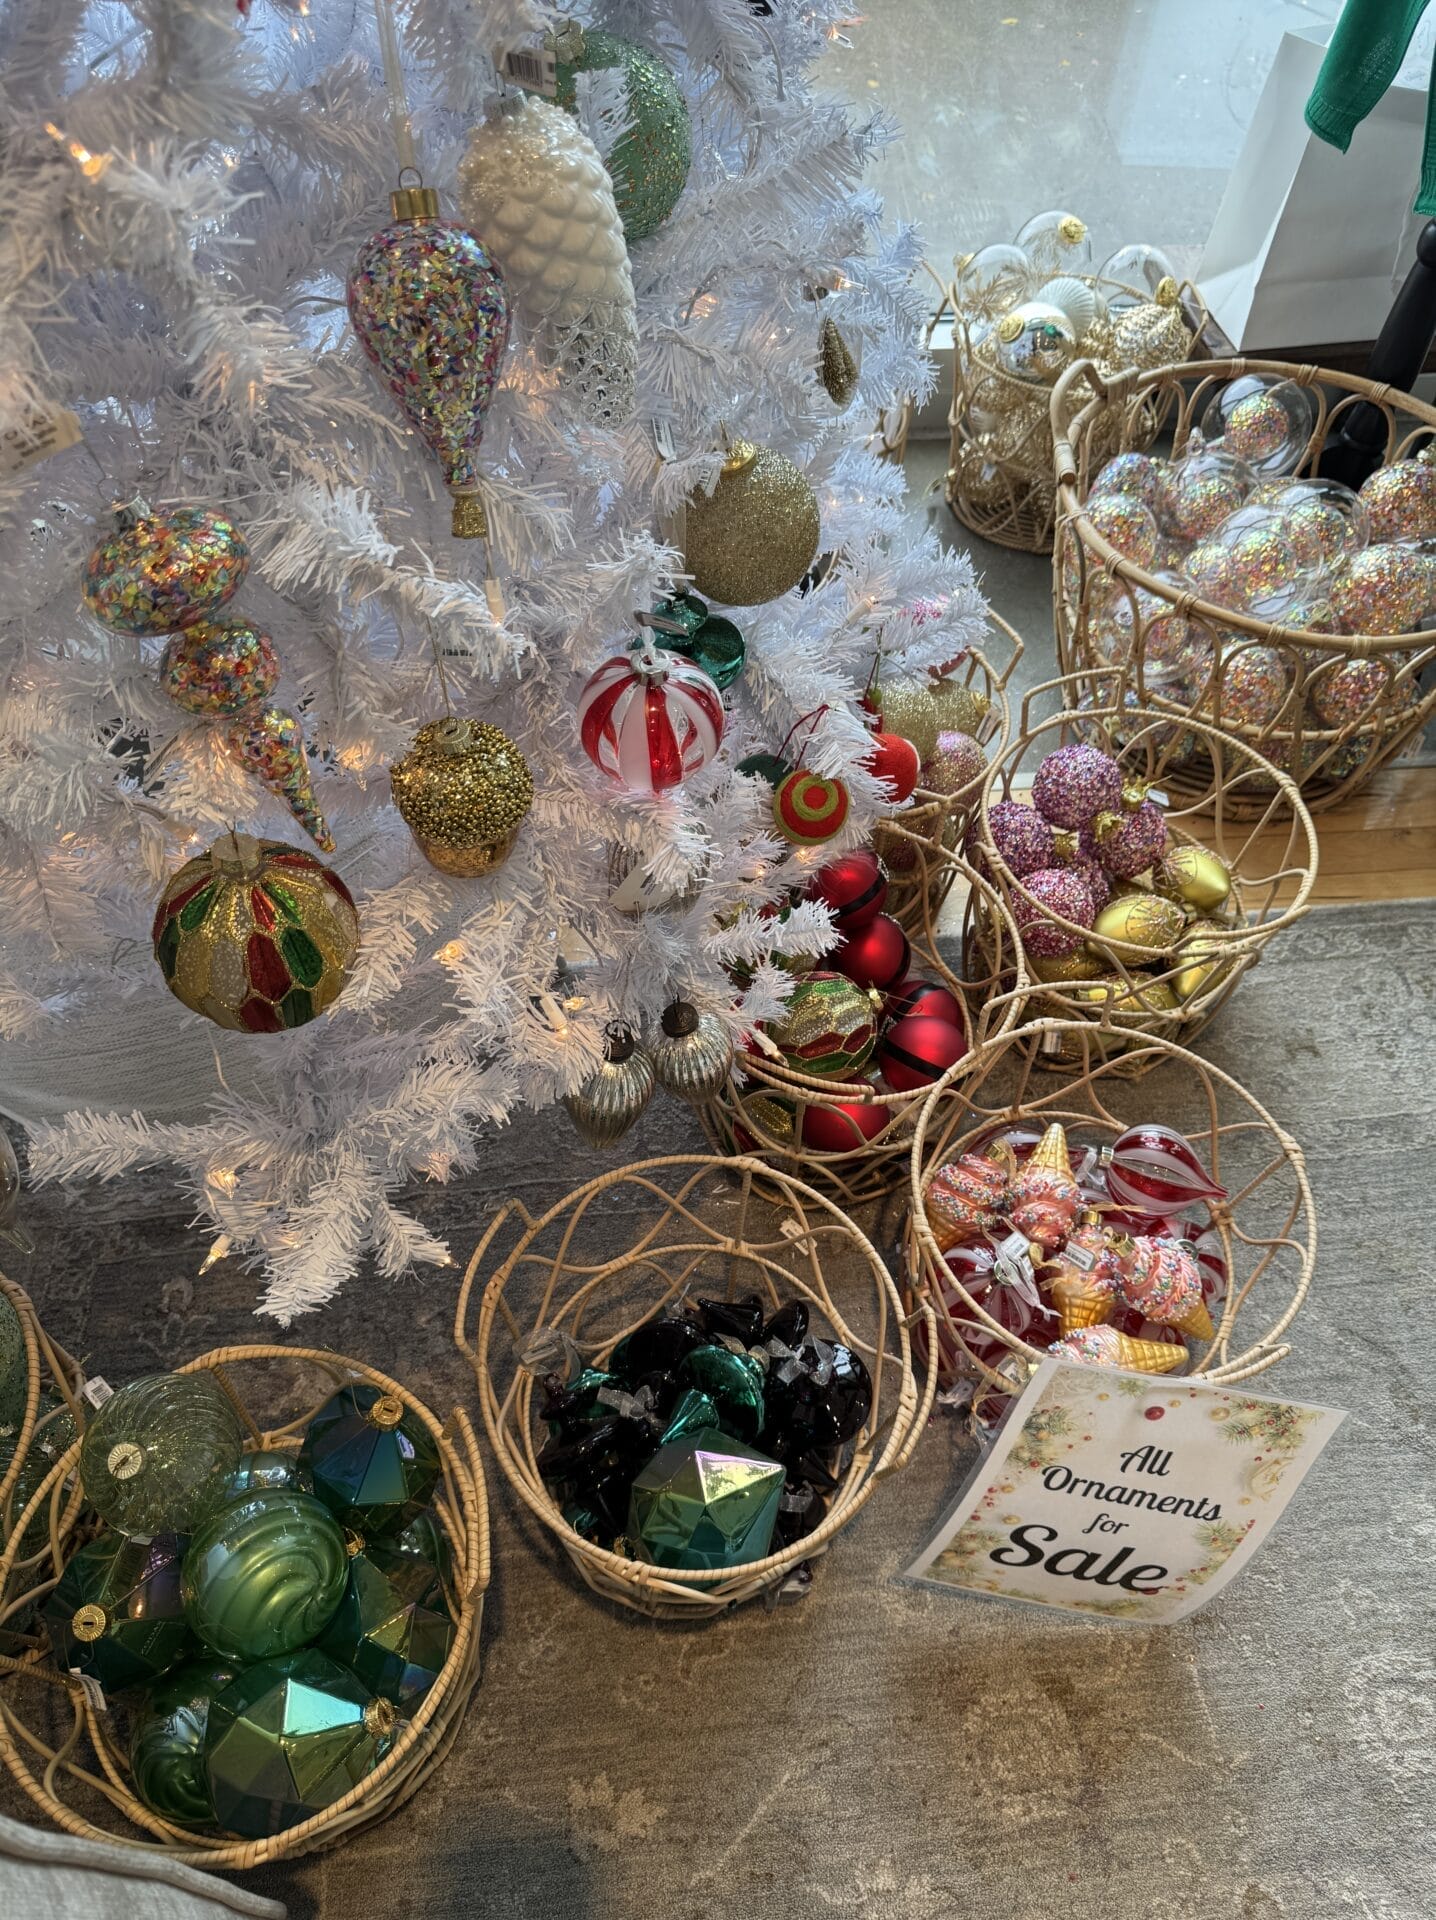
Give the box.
[925,1151,1010,1252]
[1008,1121,1081,1252]
[1117,1235,1215,1340]
[1044,1209,1118,1335]
[1050,1325,1186,1374]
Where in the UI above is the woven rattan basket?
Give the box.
[1051,356,1436,813]
[458,1154,934,1620]
[1,1275,86,1624]
[0,1345,488,1868]
[906,1021,1316,1401]
[702,850,1029,1203]
[967,672,1318,1070]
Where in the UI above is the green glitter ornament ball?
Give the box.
[554,27,692,242]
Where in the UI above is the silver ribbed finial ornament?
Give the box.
[648,1000,734,1102]
[563,1027,655,1148]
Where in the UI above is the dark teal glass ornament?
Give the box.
[319,1540,454,1710]
[628,1427,784,1572]
[676,1345,766,1442]
[608,1314,705,1389]
[183,1489,348,1664]
[391,1508,456,1592]
[203,1648,396,1839]
[654,595,747,691]
[539,1368,612,1434]
[214,1448,310,1504]
[660,1388,718,1446]
[43,1530,193,1696]
[299,1384,440,1539]
[736,753,792,787]
[130,1657,239,1827]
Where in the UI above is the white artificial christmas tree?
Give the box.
[0,0,990,1319]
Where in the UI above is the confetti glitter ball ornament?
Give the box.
[347,184,510,539]
[82,500,249,637]
[160,619,279,717]
[553,25,692,242]
[1049,1325,1186,1373]
[1015,866,1095,958]
[922,729,987,799]
[579,645,724,792]
[1032,742,1123,829]
[44,1530,193,1698]
[1090,450,1167,512]
[925,1153,1009,1251]
[818,314,859,408]
[458,92,637,428]
[203,1649,395,1840]
[986,797,1056,876]
[877,1013,968,1093]
[1097,241,1178,314]
[1160,446,1255,543]
[1201,375,1315,475]
[1082,798,1167,880]
[653,594,747,691]
[648,999,734,1102]
[1105,1122,1228,1212]
[318,1537,454,1711]
[1151,844,1231,913]
[1117,1236,1214,1340]
[627,1427,783,1573]
[1014,209,1093,278]
[865,730,921,803]
[681,441,820,606]
[300,1382,442,1540]
[1359,457,1436,543]
[800,1094,893,1153]
[806,847,888,930]
[955,242,1032,317]
[1311,658,1400,728]
[1045,1213,1120,1334]
[1329,543,1431,635]
[1091,890,1185,950]
[130,1658,240,1828]
[772,768,850,845]
[222,706,333,853]
[768,971,880,1079]
[80,1373,244,1538]
[1183,538,1239,606]
[1253,477,1369,573]
[1214,507,1310,619]
[183,1488,347,1665]
[152,833,359,1033]
[1214,644,1291,728]
[563,1026,656,1147]
[390,715,533,876]
[992,301,1077,383]
[1008,1122,1080,1252]
[874,680,940,763]
[835,911,910,993]
[928,678,991,739]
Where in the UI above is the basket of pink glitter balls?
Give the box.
[966,673,1318,1071]
[1051,358,1436,814]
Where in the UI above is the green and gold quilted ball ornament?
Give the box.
[318,1539,454,1710]
[0,1287,24,1429]
[43,1530,193,1696]
[213,1448,310,1505]
[553,25,692,241]
[152,832,360,1034]
[183,1489,349,1664]
[130,1657,240,1827]
[628,1427,785,1572]
[79,1373,244,1538]
[299,1384,441,1540]
[766,970,880,1079]
[203,1648,396,1840]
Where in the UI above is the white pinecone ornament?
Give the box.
[459,94,637,427]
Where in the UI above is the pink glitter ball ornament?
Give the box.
[922,730,987,799]
[1014,866,1095,957]
[1116,1235,1214,1340]
[1104,1122,1228,1211]
[1032,742,1123,829]
[985,799,1055,877]
[1061,848,1111,912]
[1082,797,1168,880]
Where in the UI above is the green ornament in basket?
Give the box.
[763,970,881,1079]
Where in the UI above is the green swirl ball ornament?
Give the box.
[79,1372,244,1538]
[319,1539,454,1710]
[43,1530,193,1696]
[553,26,692,241]
[130,1658,240,1827]
[299,1384,441,1540]
[182,1490,348,1664]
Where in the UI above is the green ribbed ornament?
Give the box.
[130,1657,240,1827]
[78,1372,244,1538]
[553,27,692,241]
[213,1448,310,1505]
[182,1489,348,1664]
[42,1529,193,1696]
[318,1540,454,1710]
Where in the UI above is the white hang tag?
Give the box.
[483,573,506,624]
[609,860,670,915]
[501,46,558,96]
[1061,1240,1100,1274]
[70,1671,108,1713]
[651,419,678,463]
[81,1376,114,1408]
[0,407,83,477]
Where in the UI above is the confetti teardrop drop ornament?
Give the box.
[222,707,333,853]
[1105,1123,1228,1213]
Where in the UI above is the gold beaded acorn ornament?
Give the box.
[390,716,533,876]
[680,440,821,607]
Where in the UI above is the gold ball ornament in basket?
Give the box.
[152,833,360,1033]
[390,716,533,876]
[680,440,820,606]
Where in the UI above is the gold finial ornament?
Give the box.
[818,316,858,408]
[390,183,441,223]
[1058,215,1087,244]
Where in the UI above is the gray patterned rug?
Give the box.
[3,902,1433,1919]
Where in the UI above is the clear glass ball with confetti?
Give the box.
[1211,644,1292,729]
[1329,542,1434,636]
[1200,375,1316,475]
[1084,492,1160,568]
[1159,445,1256,544]
[1358,456,1436,544]
[1251,477,1369,577]
[1090,451,1169,515]
[1212,505,1314,620]
[1310,656,1413,729]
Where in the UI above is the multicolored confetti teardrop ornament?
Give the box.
[1105,1123,1228,1213]
[160,620,281,717]
[82,500,249,636]
[222,707,333,853]
[347,184,511,538]
[152,833,359,1033]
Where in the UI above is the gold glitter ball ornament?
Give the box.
[872,681,940,763]
[1070,973,1180,1017]
[390,717,533,877]
[927,679,991,740]
[1173,918,1239,1001]
[1030,948,1104,984]
[681,442,820,607]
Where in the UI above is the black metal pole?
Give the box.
[1321,219,1436,486]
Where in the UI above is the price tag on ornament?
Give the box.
[0,405,82,477]
[80,1376,114,1409]
[904,1361,1343,1624]
[69,1671,108,1714]
[500,44,558,96]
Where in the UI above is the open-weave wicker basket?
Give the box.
[458,1154,934,1620]
[967,672,1318,1071]
[0,1345,488,1869]
[1,1275,87,1633]
[702,849,1029,1204]
[906,1021,1316,1401]
[1051,356,1436,813]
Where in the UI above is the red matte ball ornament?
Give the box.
[877,1013,968,1092]
[864,731,921,803]
[801,1093,894,1153]
[806,848,889,930]
[834,912,910,992]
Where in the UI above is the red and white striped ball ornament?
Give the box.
[1104,1123,1229,1213]
[578,645,725,793]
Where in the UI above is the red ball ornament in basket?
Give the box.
[886,977,964,1027]
[834,911,910,993]
[578,643,725,793]
[1103,1123,1228,1213]
[800,1094,894,1153]
[877,1012,968,1092]
[805,848,888,930]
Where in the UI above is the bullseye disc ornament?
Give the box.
[773,769,850,845]
[579,644,724,793]
[83,500,249,636]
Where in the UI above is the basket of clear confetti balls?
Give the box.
[904,1021,1316,1416]
[945,214,1205,553]
[1052,358,1436,813]
[0,1349,487,1866]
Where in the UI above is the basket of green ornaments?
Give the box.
[1052,358,1436,814]
[0,1347,487,1867]
[946,213,1204,553]
[0,1271,87,1657]
[968,672,1317,1072]
[458,1155,934,1620]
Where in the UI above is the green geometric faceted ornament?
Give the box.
[299,1384,440,1540]
[78,1372,244,1538]
[182,1489,348,1664]
[43,1529,193,1696]
[130,1657,240,1827]
[0,1288,24,1429]
[318,1540,454,1710]
[553,27,692,241]
[628,1426,784,1572]
[203,1648,396,1839]
[213,1448,311,1505]
[390,1507,456,1592]
[659,1388,719,1446]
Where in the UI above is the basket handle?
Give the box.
[453,1199,537,1363]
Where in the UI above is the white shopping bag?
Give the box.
[1197,24,1432,351]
